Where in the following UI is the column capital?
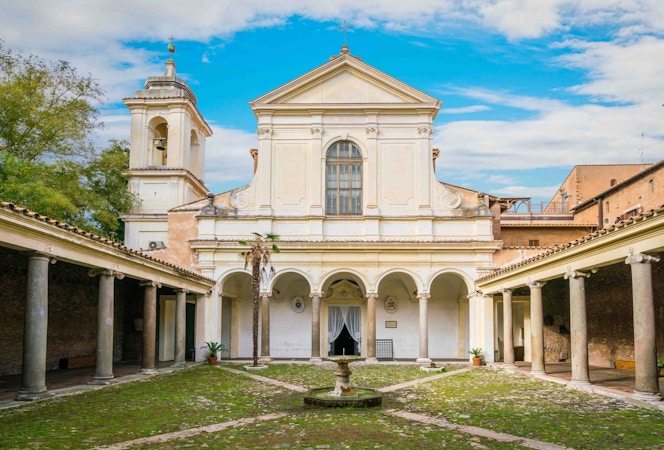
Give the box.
[176,288,189,294]
[139,280,162,288]
[527,281,545,289]
[564,269,591,280]
[309,291,323,299]
[26,251,57,264]
[417,292,431,301]
[260,291,271,299]
[88,268,125,280]
[366,292,379,300]
[500,288,512,295]
[625,252,660,265]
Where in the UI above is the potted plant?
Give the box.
[469,348,483,366]
[201,341,226,365]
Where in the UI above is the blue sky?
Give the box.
[2,1,664,203]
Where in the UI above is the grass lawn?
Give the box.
[1,364,663,449]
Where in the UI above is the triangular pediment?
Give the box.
[251,53,440,109]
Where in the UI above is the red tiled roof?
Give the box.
[477,203,664,283]
[0,201,213,283]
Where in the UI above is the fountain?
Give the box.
[304,355,382,407]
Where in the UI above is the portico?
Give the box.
[0,202,215,400]
[477,206,664,402]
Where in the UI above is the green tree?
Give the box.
[0,41,103,161]
[0,140,133,240]
[239,233,280,367]
[0,43,133,241]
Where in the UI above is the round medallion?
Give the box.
[292,296,305,313]
[385,296,398,314]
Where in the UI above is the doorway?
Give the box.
[328,305,361,356]
[185,302,195,361]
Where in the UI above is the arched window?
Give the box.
[326,141,362,215]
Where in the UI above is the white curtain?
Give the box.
[345,306,361,355]
[327,306,345,352]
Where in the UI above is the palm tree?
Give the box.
[239,232,280,367]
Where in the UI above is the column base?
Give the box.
[530,369,546,375]
[502,363,518,372]
[16,389,52,402]
[416,357,432,365]
[633,390,662,402]
[89,376,114,386]
[364,357,379,365]
[258,356,272,364]
[569,379,591,388]
[309,357,323,364]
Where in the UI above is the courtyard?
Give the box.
[1,363,664,449]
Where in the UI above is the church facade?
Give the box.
[124,46,501,363]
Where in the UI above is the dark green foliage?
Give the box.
[0,42,134,240]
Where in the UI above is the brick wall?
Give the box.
[0,248,147,376]
[541,260,663,368]
[0,248,98,375]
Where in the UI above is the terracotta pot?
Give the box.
[472,357,482,366]
[207,356,218,365]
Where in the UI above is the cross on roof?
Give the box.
[338,20,352,47]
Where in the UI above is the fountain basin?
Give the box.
[304,387,382,408]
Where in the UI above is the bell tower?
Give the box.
[122,41,212,250]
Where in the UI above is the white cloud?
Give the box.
[486,174,517,185]
[476,0,564,39]
[491,184,560,199]
[556,35,664,105]
[204,126,258,193]
[441,105,490,114]
[435,101,664,172]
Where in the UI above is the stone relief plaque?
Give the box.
[385,296,398,314]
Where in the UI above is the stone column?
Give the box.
[309,291,322,363]
[626,253,662,401]
[173,289,188,367]
[416,293,432,364]
[528,281,546,375]
[89,269,124,385]
[501,289,516,369]
[565,270,591,386]
[259,292,271,363]
[365,293,378,364]
[17,254,51,401]
[141,281,161,374]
